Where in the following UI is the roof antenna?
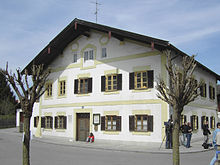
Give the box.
[91,0,101,23]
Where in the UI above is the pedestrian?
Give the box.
[180,122,188,146]
[202,120,211,144]
[86,133,94,143]
[210,122,220,165]
[165,119,173,149]
[186,122,192,148]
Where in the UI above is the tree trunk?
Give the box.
[172,106,181,165]
[23,115,31,165]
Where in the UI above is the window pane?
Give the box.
[143,125,147,131]
[84,51,88,61]
[73,53,77,63]
[89,50,93,59]
[137,125,141,131]
[102,48,107,58]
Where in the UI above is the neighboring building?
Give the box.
[24,18,220,143]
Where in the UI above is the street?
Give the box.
[0,128,214,165]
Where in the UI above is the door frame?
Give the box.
[76,113,90,141]
[73,108,92,141]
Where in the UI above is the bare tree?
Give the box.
[156,50,201,165]
[0,63,50,165]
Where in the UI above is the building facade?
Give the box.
[27,19,219,143]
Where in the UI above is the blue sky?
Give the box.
[0,0,220,76]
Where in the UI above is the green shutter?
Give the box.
[101,76,106,92]
[88,78,92,93]
[74,79,78,94]
[116,116,121,131]
[129,115,135,131]
[117,74,122,90]
[101,116,105,131]
[129,72,134,90]
[147,115,153,132]
[147,70,154,88]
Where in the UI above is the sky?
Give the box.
[0,0,220,76]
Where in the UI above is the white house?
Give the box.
[23,19,220,143]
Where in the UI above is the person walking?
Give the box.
[180,122,188,147]
[202,120,211,144]
[210,122,220,165]
[186,122,192,148]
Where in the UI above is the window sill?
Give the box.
[132,131,151,136]
[55,129,66,132]
[76,93,90,97]
[103,131,120,135]
[104,91,120,95]
[132,88,151,93]
[57,95,67,99]
[44,96,53,100]
[44,129,53,132]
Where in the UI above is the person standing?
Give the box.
[210,122,220,165]
[165,119,173,149]
[186,122,192,148]
[180,122,188,146]
[202,121,211,144]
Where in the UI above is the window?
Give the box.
[129,115,153,132]
[89,50,94,60]
[135,71,148,89]
[210,116,215,129]
[45,83,52,97]
[42,116,53,129]
[74,78,92,94]
[209,85,215,100]
[101,48,107,58]
[55,116,67,129]
[84,50,94,62]
[200,83,207,97]
[106,74,117,91]
[59,80,66,96]
[190,115,198,131]
[101,74,122,92]
[34,116,39,127]
[180,115,187,126]
[129,70,154,90]
[101,115,121,131]
[73,53,77,63]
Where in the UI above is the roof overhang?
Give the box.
[22,18,220,80]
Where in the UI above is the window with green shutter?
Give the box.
[129,115,153,132]
[129,70,154,90]
[101,74,122,92]
[74,78,92,94]
[55,116,67,129]
[101,116,121,131]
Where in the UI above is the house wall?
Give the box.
[172,54,218,139]
[31,31,218,142]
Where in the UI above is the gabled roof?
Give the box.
[23,18,220,80]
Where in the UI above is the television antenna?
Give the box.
[91,0,101,23]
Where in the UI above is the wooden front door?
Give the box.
[77,113,90,141]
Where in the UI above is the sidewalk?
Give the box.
[32,135,213,154]
[3,128,213,154]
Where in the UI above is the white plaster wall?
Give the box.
[30,31,218,143]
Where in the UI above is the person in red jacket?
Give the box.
[87,133,94,143]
